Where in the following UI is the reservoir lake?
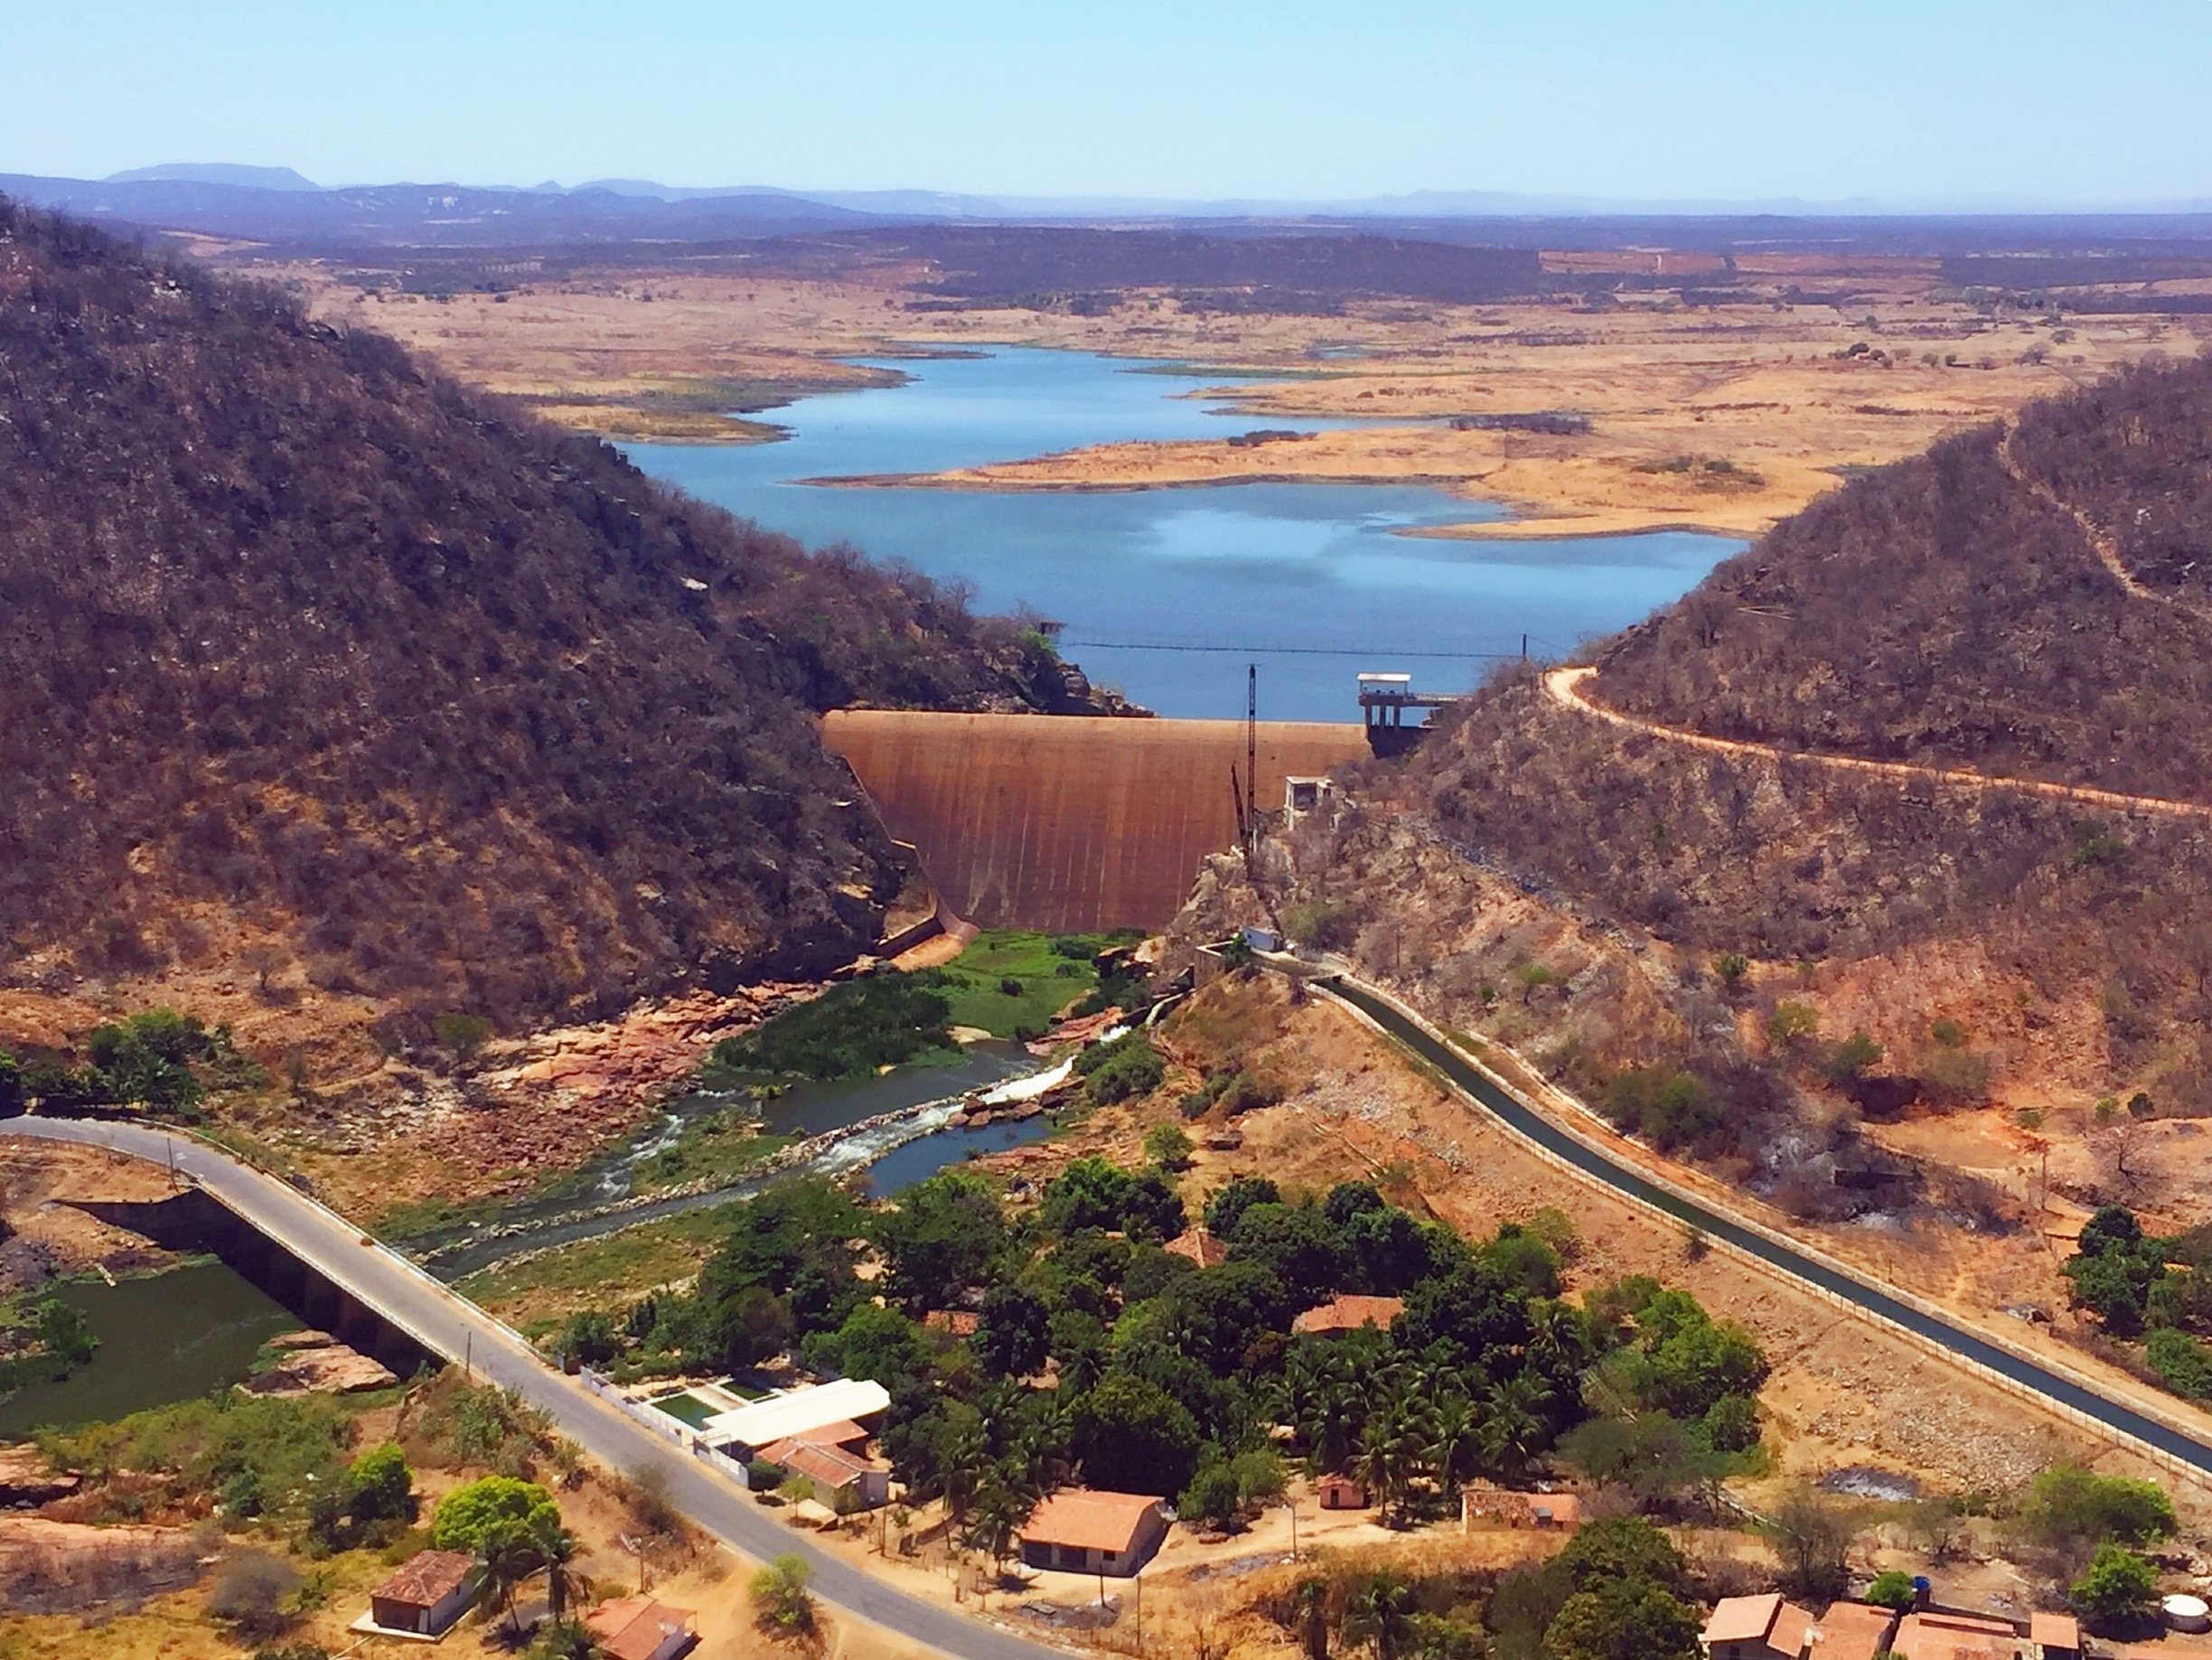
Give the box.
[627,347,1742,721]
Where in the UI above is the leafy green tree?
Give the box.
[2020,1466,2176,1552]
[1555,1515,1690,1598]
[2070,1542,2159,1628]
[344,1444,414,1524]
[1232,1203,1348,1307]
[801,1303,930,1395]
[711,972,952,1080]
[1171,1260,1291,1374]
[87,1008,213,1111]
[1544,1578,1701,1660]
[0,1051,22,1118]
[1179,1449,1243,1531]
[871,1171,1008,1312]
[976,1283,1051,1379]
[1070,1374,1201,1497]
[430,1475,560,1555]
[1204,1176,1280,1239]
[1040,1157,1184,1243]
[558,1310,619,1368]
[1767,1001,1820,1052]
[431,1477,564,1636]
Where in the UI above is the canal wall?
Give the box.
[822,711,1370,933]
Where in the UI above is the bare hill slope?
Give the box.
[0,201,1051,1036]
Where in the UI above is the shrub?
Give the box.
[2146,1328,2212,1398]
[1865,1570,1917,1611]
[709,972,953,1081]
[208,1550,300,1637]
[1767,1001,1820,1051]
[1824,1030,1884,1083]
[1145,1122,1194,1170]
[1079,1033,1165,1105]
[2071,1542,2158,1627]
[751,1552,815,1632]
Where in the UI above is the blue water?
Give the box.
[626,348,1742,721]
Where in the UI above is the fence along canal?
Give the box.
[1313,972,2212,1487]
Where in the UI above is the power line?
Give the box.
[1057,638,1543,659]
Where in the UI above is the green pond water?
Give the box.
[0,1259,299,1436]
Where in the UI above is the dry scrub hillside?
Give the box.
[1598,353,2212,802]
[1173,356,2212,1236]
[0,201,1062,1044]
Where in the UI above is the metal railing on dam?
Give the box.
[1315,971,2212,1485]
[822,710,1371,933]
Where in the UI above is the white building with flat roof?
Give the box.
[698,1378,890,1462]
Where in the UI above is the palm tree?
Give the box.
[1354,1393,1436,1524]
[474,1519,541,1636]
[1293,1575,1332,1660]
[529,1508,578,1623]
[1343,1568,1418,1660]
[1481,1374,1553,1483]
[1429,1391,1484,1496]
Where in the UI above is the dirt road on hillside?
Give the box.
[1544,666,2212,821]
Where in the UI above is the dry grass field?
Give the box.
[264,249,2212,539]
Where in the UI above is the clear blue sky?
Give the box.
[7,0,2210,207]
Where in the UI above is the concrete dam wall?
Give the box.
[822,711,1371,933]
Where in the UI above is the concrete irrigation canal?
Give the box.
[1314,972,2212,1486]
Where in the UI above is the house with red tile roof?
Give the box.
[1889,1609,2020,1660]
[1701,1592,1817,1660]
[363,1549,478,1638]
[1163,1227,1229,1269]
[1806,1600,1901,1660]
[1292,1294,1404,1336]
[1019,1488,1167,1577]
[586,1596,697,1660]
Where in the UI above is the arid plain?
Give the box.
[273,247,2211,539]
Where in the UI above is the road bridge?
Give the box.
[3,1118,1063,1660]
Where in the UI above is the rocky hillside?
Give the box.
[1190,352,2212,1222]
[1596,352,2212,802]
[0,201,1057,1038]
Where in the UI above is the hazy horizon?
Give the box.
[9,0,2211,212]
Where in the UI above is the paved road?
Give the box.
[3,1117,1063,1660]
[1318,975,2212,1480]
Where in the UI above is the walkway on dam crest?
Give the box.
[0,1118,1062,1660]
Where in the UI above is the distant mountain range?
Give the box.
[5,164,2212,253]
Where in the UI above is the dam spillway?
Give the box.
[822,711,1372,933]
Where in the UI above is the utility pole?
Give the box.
[1245,663,1258,854]
[464,1330,473,1383]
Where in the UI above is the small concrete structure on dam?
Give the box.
[822,711,1373,933]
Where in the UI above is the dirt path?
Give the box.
[1543,666,2212,821]
[1993,424,2209,618]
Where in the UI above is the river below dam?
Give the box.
[626,347,1742,721]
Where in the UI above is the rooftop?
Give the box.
[1892,1610,2020,1660]
[1703,1593,1784,1646]
[1810,1600,1902,1660]
[1163,1227,1229,1269]
[2029,1611,2079,1649]
[1022,1487,1164,1554]
[586,1597,697,1660]
[762,1436,879,1488]
[699,1377,890,1449]
[372,1549,475,1608]
[1293,1293,1405,1335]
